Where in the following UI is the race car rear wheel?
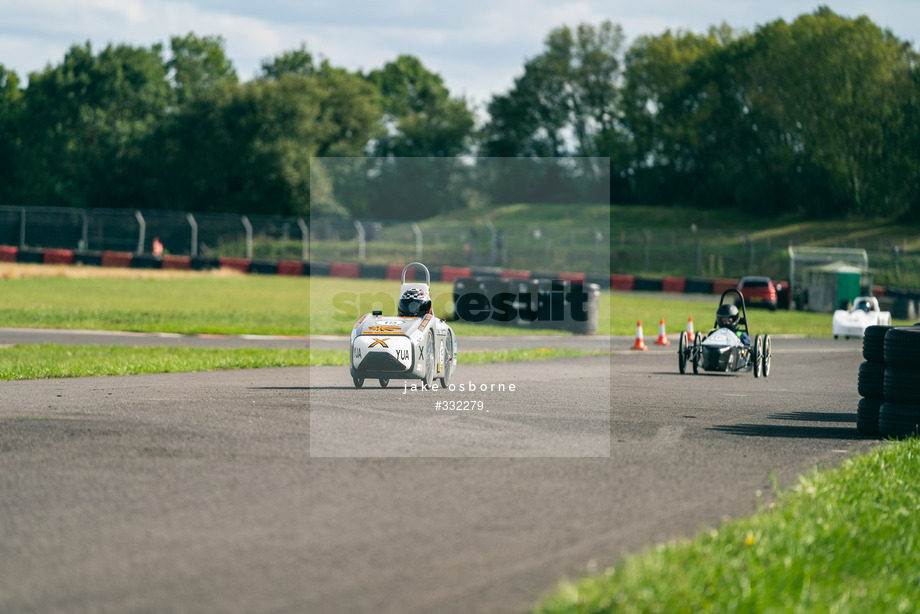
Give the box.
[753,334,763,378]
[424,330,435,389]
[762,334,772,377]
[440,331,453,388]
[379,378,389,388]
[353,375,365,388]
[678,332,688,374]
[691,333,701,374]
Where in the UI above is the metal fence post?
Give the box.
[19,207,25,249]
[241,215,253,259]
[187,213,198,258]
[80,211,88,250]
[297,218,309,262]
[412,222,422,261]
[354,220,365,262]
[135,210,146,255]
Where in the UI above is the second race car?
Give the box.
[678,288,772,377]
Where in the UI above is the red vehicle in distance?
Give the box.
[736,276,779,311]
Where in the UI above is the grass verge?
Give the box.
[534,437,920,614]
[0,267,910,337]
[309,347,608,367]
[0,345,606,380]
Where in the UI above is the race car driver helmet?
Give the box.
[716,303,740,331]
[398,287,432,318]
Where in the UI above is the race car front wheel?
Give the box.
[424,330,435,389]
[762,334,772,377]
[440,332,453,388]
[353,375,365,388]
[379,378,389,388]
[753,335,763,378]
[677,332,686,374]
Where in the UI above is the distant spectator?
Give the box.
[152,236,164,257]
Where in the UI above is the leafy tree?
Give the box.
[484,21,626,159]
[260,44,315,79]
[13,42,173,209]
[168,33,237,105]
[0,64,22,205]
[366,54,474,157]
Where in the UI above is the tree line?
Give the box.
[0,7,917,220]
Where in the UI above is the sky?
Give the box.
[2,1,918,111]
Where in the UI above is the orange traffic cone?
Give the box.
[655,318,671,345]
[632,320,648,351]
[686,316,695,340]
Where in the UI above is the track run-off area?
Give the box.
[0,331,879,613]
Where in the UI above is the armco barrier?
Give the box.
[277,260,304,276]
[441,266,472,283]
[501,269,531,280]
[685,278,714,294]
[74,250,102,267]
[0,245,18,262]
[610,274,635,291]
[131,254,161,269]
[101,251,132,267]
[712,278,739,294]
[17,248,44,264]
[557,271,587,282]
[191,257,219,271]
[43,248,74,265]
[633,277,662,292]
[161,254,191,270]
[359,263,387,279]
[249,260,277,275]
[329,261,360,278]
[219,257,251,274]
[662,276,687,293]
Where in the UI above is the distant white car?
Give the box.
[832,296,891,339]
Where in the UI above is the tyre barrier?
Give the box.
[856,325,893,436]
[857,361,885,400]
[877,326,920,438]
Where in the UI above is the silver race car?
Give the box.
[678,288,772,377]
[350,262,457,389]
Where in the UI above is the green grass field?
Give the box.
[0,271,911,338]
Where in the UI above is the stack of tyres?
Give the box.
[857,325,890,436]
[879,324,920,437]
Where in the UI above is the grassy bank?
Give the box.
[534,436,919,614]
[0,345,603,380]
[0,268,910,337]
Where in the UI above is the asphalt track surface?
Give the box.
[0,332,881,614]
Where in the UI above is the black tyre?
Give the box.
[857,397,882,436]
[862,325,891,363]
[692,333,701,374]
[678,332,688,374]
[423,330,435,389]
[884,366,920,404]
[879,402,920,438]
[857,361,886,400]
[762,334,772,377]
[883,327,920,368]
[379,378,389,388]
[753,334,762,378]
[440,332,453,388]
[353,375,365,388]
